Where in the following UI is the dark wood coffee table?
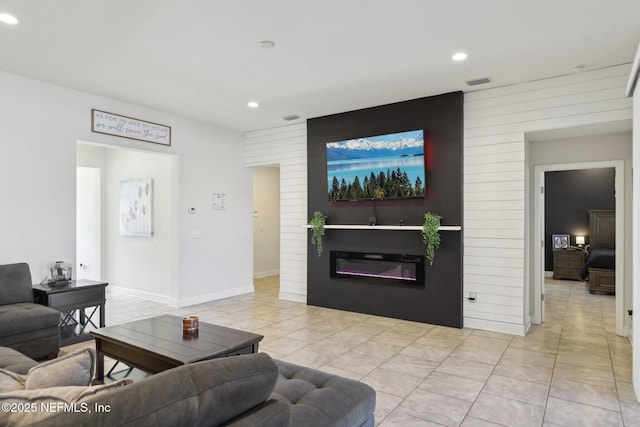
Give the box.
[91,315,263,382]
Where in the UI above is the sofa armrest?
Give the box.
[221,399,289,427]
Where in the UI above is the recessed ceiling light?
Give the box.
[452,52,468,61]
[257,40,275,49]
[0,13,19,25]
[248,101,259,108]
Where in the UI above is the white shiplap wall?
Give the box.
[464,64,633,335]
[244,123,308,301]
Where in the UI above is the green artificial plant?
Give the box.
[422,212,442,265]
[310,211,327,257]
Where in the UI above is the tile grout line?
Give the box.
[457,333,517,427]
[542,278,570,426]
[377,329,469,426]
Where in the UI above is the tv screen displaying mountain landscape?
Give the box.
[327,129,425,201]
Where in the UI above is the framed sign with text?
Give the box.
[91,109,171,146]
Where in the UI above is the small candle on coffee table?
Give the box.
[182,315,199,333]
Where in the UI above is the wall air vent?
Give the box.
[466,77,492,86]
[282,114,301,121]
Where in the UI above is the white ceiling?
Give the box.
[1,1,639,132]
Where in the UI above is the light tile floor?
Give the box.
[71,276,640,426]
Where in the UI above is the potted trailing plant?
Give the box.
[310,211,327,257]
[422,212,442,265]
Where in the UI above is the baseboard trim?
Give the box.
[523,314,532,335]
[107,285,255,308]
[464,317,527,336]
[279,292,306,303]
[107,286,177,306]
[254,269,280,279]
[178,286,255,308]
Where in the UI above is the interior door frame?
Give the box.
[532,160,624,336]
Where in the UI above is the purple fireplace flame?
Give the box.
[330,251,425,285]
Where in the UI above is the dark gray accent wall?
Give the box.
[306,92,463,328]
[545,168,615,270]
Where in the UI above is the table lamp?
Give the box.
[575,235,585,247]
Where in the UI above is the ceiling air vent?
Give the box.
[282,114,301,121]
[466,77,492,86]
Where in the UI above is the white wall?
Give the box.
[244,124,307,301]
[0,70,253,307]
[529,132,632,333]
[106,149,174,299]
[463,64,633,335]
[253,167,280,278]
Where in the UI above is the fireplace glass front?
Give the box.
[330,251,425,285]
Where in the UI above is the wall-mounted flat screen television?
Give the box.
[327,129,425,201]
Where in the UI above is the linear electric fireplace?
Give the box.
[330,251,425,285]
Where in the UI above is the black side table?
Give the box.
[33,280,108,346]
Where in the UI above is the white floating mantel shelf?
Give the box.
[304,224,461,231]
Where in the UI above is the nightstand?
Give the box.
[553,250,585,281]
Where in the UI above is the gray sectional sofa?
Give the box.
[0,263,60,359]
[0,347,375,426]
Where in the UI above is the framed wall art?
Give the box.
[552,234,569,250]
[120,178,154,237]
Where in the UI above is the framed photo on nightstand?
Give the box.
[552,234,570,250]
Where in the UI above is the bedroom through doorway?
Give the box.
[533,160,625,336]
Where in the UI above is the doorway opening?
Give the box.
[533,160,625,335]
[76,166,101,280]
[76,141,179,303]
[252,166,281,293]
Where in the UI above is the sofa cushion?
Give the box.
[0,346,38,374]
[0,380,131,427]
[0,368,23,392]
[0,303,60,336]
[272,359,376,427]
[222,399,290,427]
[0,263,35,305]
[25,347,95,389]
[25,352,280,427]
[0,348,94,392]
